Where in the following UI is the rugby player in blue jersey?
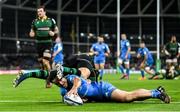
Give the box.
[52,37,63,68]
[118,34,131,79]
[13,68,170,104]
[90,36,110,80]
[137,41,156,80]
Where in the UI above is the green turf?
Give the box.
[0,74,180,111]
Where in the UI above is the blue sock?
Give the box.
[141,70,145,77]
[151,89,161,98]
[126,68,130,76]
[119,65,125,74]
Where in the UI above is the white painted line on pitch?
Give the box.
[0,100,60,103]
[0,100,180,104]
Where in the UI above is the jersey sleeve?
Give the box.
[143,49,147,56]
[57,43,63,51]
[126,41,130,47]
[60,87,67,96]
[137,48,141,54]
[51,18,57,29]
[90,44,95,51]
[66,75,78,84]
[105,44,110,52]
[31,19,36,30]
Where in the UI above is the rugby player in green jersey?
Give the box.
[29,6,59,70]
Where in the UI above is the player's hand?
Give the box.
[67,88,78,96]
[29,31,35,37]
[49,31,55,36]
[46,82,52,88]
[137,54,141,58]
[94,52,99,55]
[105,53,109,57]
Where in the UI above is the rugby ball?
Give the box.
[64,94,83,106]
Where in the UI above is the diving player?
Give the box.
[118,34,131,79]
[137,41,156,80]
[90,36,110,80]
[13,70,171,104]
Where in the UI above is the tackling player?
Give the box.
[118,34,131,79]
[90,36,110,80]
[137,41,156,80]
[13,54,99,88]
[29,6,59,70]
[13,70,170,104]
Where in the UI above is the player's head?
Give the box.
[37,6,46,18]
[97,36,104,44]
[55,37,61,43]
[121,34,127,40]
[170,35,176,43]
[140,41,145,48]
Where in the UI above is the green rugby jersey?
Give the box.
[165,42,180,57]
[31,16,56,43]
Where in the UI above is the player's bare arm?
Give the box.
[67,77,81,95]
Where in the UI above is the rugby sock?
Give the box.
[27,70,49,79]
[141,70,145,78]
[126,68,130,76]
[99,69,104,79]
[63,67,81,76]
[119,65,125,74]
[151,89,161,98]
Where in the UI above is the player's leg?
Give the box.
[118,58,128,79]
[13,70,49,87]
[36,43,44,69]
[139,63,146,80]
[111,86,170,103]
[99,62,105,80]
[78,67,91,79]
[124,59,130,79]
[118,58,125,76]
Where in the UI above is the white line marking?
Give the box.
[0,100,180,104]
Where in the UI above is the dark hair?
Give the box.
[140,40,145,44]
[37,5,46,11]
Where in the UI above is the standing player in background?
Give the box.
[164,35,180,72]
[90,36,110,80]
[29,6,59,70]
[137,41,156,80]
[118,34,131,79]
[52,37,63,69]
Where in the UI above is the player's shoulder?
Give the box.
[93,43,98,46]
[143,47,150,52]
[47,17,56,23]
[32,19,38,23]
[103,43,108,46]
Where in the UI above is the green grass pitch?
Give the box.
[0,74,180,111]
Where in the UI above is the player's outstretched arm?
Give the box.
[67,77,81,96]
